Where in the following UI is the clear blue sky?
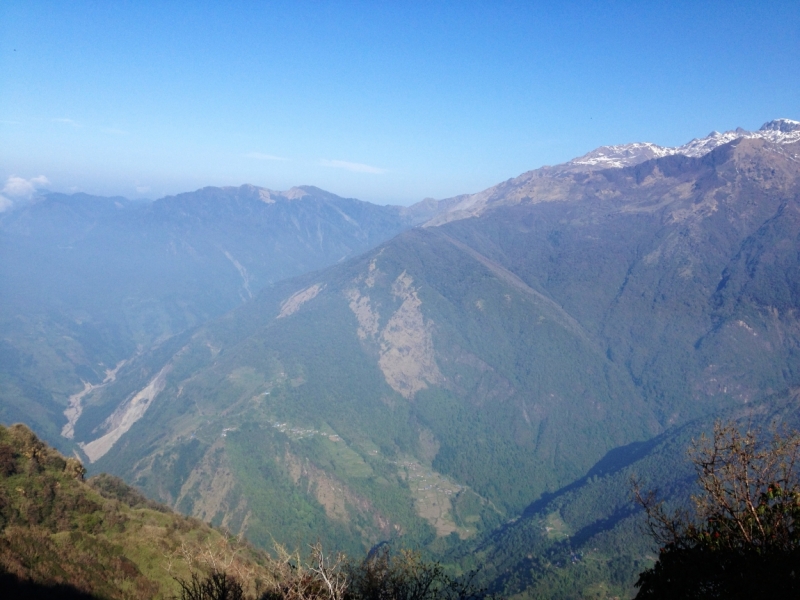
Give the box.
[1,1,798,205]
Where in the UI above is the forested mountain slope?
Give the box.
[0,185,442,450]
[75,135,800,581]
[2,120,799,597]
[434,138,800,424]
[457,388,800,599]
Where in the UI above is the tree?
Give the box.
[261,542,348,600]
[343,545,492,600]
[177,570,245,600]
[633,420,800,598]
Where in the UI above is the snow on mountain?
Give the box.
[569,119,800,169]
[425,119,800,227]
[566,142,675,169]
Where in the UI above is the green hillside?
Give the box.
[0,423,277,599]
[75,138,800,585]
[88,222,658,555]
[0,185,441,454]
[3,135,800,597]
[455,389,800,599]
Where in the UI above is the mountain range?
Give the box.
[0,186,449,448]
[1,118,799,597]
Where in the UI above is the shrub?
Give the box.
[177,570,246,600]
[0,443,17,477]
[634,420,800,598]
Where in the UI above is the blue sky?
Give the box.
[1,1,798,205]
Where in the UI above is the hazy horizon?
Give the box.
[2,1,799,206]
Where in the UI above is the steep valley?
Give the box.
[0,185,444,453]
[2,121,800,597]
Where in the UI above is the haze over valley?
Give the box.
[3,3,800,597]
[3,116,800,597]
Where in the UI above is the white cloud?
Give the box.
[0,175,50,211]
[243,152,288,161]
[3,175,49,197]
[52,118,80,127]
[135,185,151,194]
[320,159,386,174]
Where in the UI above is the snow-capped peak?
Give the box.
[568,119,800,170]
[759,118,800,133]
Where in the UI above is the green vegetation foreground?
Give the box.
[4,413,800,598]
[0,423,493,600]
[635,421,800,598]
